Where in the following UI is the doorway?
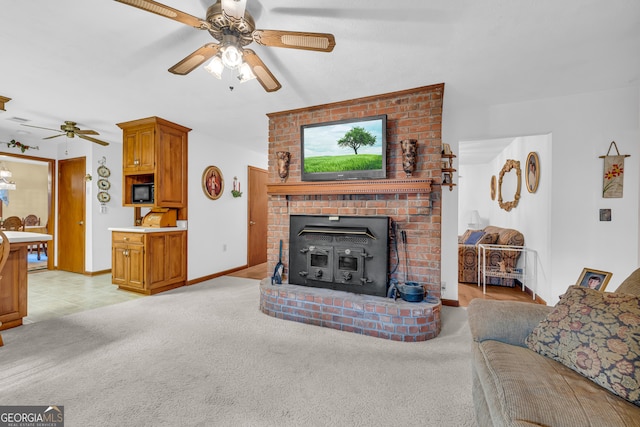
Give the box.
[57,157,86,273]
[0,152,55,270]
[247,166,267,267]
[456,134,552,304]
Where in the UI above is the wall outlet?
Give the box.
[441,281,446,290]
[222,244,227,252]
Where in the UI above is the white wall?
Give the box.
[186,128,268,280]
[444,86,640,304]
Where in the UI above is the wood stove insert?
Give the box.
[289,215,389,297]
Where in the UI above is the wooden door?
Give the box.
[247,166,268,267]
[58,157,86,273]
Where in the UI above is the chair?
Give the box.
[23,214,44,259]
[23,214,40,226]
[2,216,23,231]
[0,230,11,346]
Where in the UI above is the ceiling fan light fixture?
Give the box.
[237,62,256,83]
[221,44,243,69]
[204,55,224,79]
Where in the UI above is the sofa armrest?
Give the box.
[468,299,553,348]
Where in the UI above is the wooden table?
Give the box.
[0,232,52,330]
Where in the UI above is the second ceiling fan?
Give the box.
[22,121,110,146]
[115,0,336,92]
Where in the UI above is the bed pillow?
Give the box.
[463,231,486,245]
[525,285,640,406]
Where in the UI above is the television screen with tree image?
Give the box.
[301,115,387,181]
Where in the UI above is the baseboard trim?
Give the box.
[524,286,547,305]
[441,298,459,307]
[187,265,249,286]
[84,269,111,276]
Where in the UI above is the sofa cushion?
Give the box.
[477,232,499,245]
[616,267,640,296]
[464,230,485,245]
[484,225,525,246]
[473,340,640,425]
[525,285,640,406]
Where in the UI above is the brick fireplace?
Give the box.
[266,83,443,292]
[262,84,444,340]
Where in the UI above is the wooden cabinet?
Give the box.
[112,232,145,290]
[123,126,155,173]
[117,116,190,219]
[0,244,28,331]
[111,231,186,295]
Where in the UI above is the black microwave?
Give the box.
[132,183,154,204]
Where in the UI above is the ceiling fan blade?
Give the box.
[114,0,208,29]
[252,30,335,52]
[78,134,110,146]
[75,129,100,135]
[221,0,247,21]
[242,49,281,92]
[43,134,64,140]
[20,124,62,133]
[168,43,220,75]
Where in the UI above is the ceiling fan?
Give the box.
[21,121,110,146]
[114,0,336,92]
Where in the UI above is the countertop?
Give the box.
[108,226,187,233]
[1,231,52,243]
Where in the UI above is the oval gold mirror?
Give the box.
[497,159,521,211]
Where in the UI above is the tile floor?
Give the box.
[24,270,144,324]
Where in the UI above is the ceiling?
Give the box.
[0,1,638,156]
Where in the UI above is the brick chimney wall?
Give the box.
[266,84,444,297]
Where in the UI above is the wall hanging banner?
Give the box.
[600,141,629,199]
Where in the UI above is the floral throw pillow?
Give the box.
[525,285,640,406]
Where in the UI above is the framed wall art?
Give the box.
[202,165,224,200]
[576,268,612,292]
[599,141,630,199]
[525,152,540,193]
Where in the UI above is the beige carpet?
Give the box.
[0,276,476,426]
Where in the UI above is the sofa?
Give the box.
[468,268,640,426]
[458,226,525,285]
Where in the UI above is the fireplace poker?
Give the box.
[402,230,409,283]
[272,239,284,285]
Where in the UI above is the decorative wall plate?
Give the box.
[97,178,111,190]
[97,165,111,178]
[97,191,111,203]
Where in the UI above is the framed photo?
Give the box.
[202,165,224,200]
[576,268,612,291]
[525,152,540,193]
[490,175,497,200]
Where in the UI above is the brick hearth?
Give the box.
[260,279,442,342]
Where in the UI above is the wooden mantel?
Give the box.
[266,178,432,196]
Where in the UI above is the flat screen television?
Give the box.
[301,114,387,181]
[132,183,154,204]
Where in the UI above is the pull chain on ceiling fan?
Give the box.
[114,0,336,92]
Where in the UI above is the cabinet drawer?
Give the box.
[112,232,145,245]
